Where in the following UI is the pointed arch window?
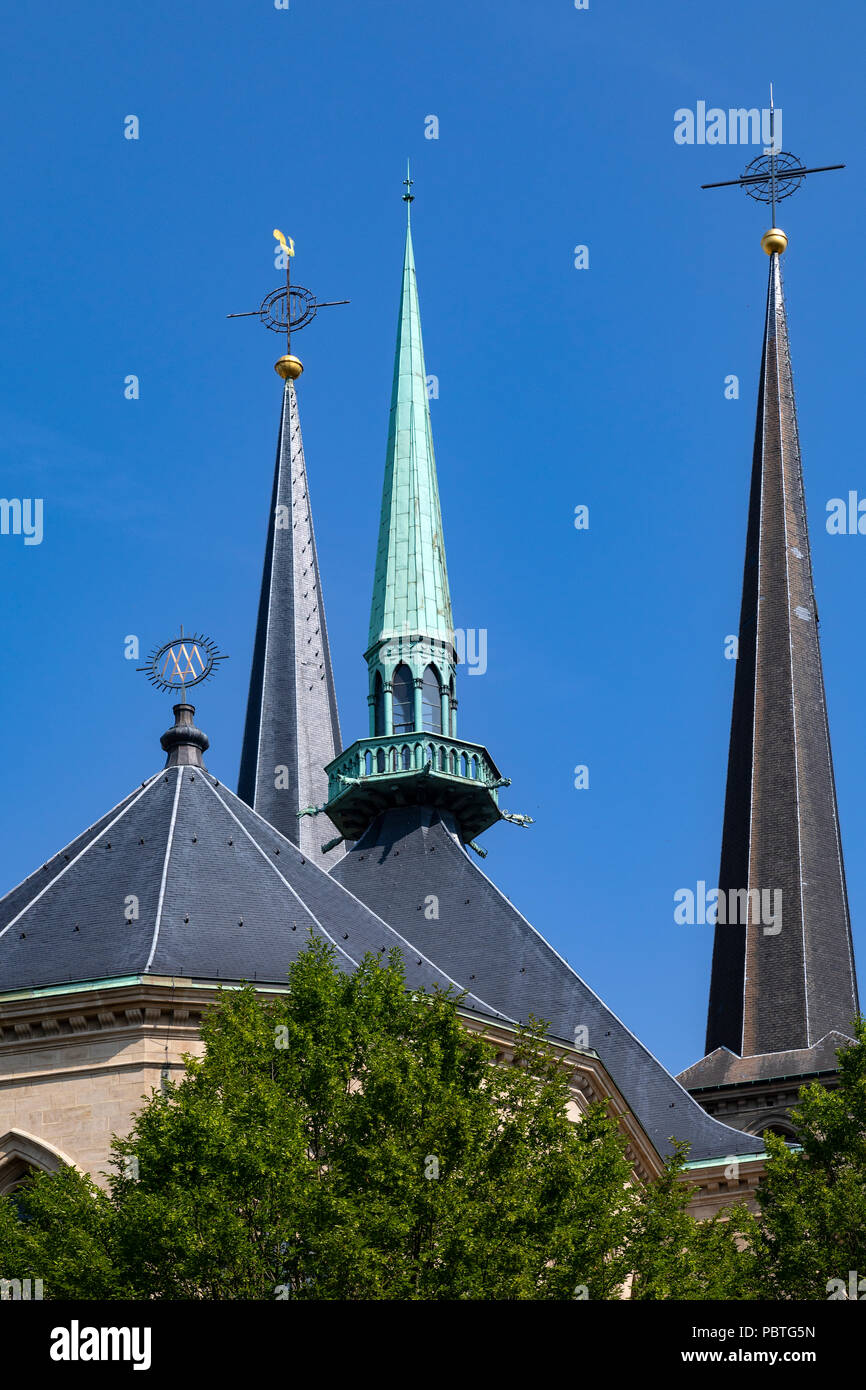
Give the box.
[0,1131,75,1202]
[0,1160,37,1203]
[759,1122,798,1139]
[373,673,385,737]
[392,665,415,734]
[422,665,442,734]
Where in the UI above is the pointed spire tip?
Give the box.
[402,158,414,209]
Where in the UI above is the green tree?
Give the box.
[0,937,747,1300]
[743,1019,866,1300]
[627,1142,756,1300]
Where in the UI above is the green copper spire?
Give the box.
[314,178,524,852]
[361,174,458,745]
[368,179,454,651]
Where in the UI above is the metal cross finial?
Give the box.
[700,86,844,225]
[402,159,414,204]
[227,232,349,357]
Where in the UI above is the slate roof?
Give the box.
[0,760,502,1021]
[0,735,763,1159]
[237,377,343,867]
[331,806,763,1160]
[678,1033,853,1091]
[703,251,858,1064]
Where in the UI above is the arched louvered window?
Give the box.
[421,665,442,733]
[392,664,414,734]
[373,673,385,737]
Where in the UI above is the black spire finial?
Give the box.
[160,704,210,769]
[402,158,414,204]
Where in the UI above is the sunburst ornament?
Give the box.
[137,627,229,696]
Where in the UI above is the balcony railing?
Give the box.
[326,733,502,803]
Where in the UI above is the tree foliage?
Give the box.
[741,1018,866,1300]
[0,938,770,1300]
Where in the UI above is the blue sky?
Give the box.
[1,0,864,1076]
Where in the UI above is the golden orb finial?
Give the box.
[274,354,304,380]
[761,227,788,256]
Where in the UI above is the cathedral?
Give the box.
[0,182,858,1222]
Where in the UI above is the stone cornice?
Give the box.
[0,977,666,1185]
[457,1013,664,1184]
[678,1154,767,1218]
[0,979,215,1055]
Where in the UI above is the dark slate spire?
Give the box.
[238,375,343,867]
[704,248,858,1060]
